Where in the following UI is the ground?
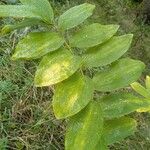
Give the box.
[0,0,150,149]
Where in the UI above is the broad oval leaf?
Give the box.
[0,0,53,23]
[0,5,40,19]
[93,58,145,91]
[34,48,82,87]
[100,93,150,119]
[12,32,64,60]
[70,23,119,48]
[83,34,133,68]
[103,117,137,145]
[20,0,54,23]
[58,3,95,30]
[53,72,94,119]
[65,101,103,150]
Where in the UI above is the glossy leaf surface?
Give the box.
[70,23,119,48]
[34,48,82,87]
[100,93,150,119]
[12,32,64,60]
[53,72,94,119]
[103,117,137,145]
[65,101,103,150]
[83,34,133,68]
[58,3,95,30]
[93,58,145,91]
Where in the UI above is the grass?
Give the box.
[0,0,150,149]
[0,52,66,149]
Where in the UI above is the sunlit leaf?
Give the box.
[65,101,103,150]
[12,32,64,60]
[53,72,94,119]
[70,23,119,48]
[146,76,150,90]
[58,3,95,30]
[34,48,82,87]
[131,82,150,98]
[100,92,150,119]
[83,34,133,68]
[131,76,150,112]
[103,117,137,145]
[136,107,150,112]
[93,58,145,91]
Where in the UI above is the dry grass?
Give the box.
[0,0,150,149]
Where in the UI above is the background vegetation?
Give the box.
[0,0,150,149]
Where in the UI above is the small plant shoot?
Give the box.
[0,0,149,149]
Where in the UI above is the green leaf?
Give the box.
[53,72,94,119]
[58,3,95,30]
[100,93,150,119]
[12,32,64,60]
[34,48,82,87]
[136,107,150,113]
[70,23,119,48]
[19,0,30,4]
[83,34,133,68]
[95,137,108,150]
[131,82,150,98]
[0,0,54,23]
[20,0,54,23]
[131,78,150,112]
[103,117,137,145]
[146,76,150,90]
[65,101,103,150]
[95,117,137,149]
[1,18,43,35]
[93,58,145,91]
[0,5,40,19]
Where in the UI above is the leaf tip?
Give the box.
[89,3,96,10]
[131,82,140,88]
[125,33,133,41]
[1,25,12,35]
[115,24,120,30]
[146,75,150,81]
[34,78,41,88]
[11,54,17,61]
[109,24,120,34]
